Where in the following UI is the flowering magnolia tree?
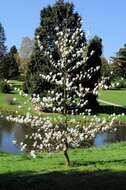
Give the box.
[35,25,101,115]
[9,25,121,166]
[3,17,123,166]
[32,24,101,165]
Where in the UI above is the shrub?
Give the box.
[6,96,17,105]
[110,79,126,89]
[0,80,12,93]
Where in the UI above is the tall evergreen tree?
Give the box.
[24,0,86,95]
[83,36,102,109]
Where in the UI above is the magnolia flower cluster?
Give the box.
[33,66,101,114]
[6,114,47,126]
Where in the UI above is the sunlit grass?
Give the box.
[99,89,126,106]
[1,142,126,173]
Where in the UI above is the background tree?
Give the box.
[0,24,19,79]
[0,55,10,79]
[111,44,126,79]
[0,23,7,79]
[7,45,20,79]
[84,36,102,109]
[19,37,34,58]
[0,46,20,79]
[18,56,30,78]
[99,56,111,88]
[100,56,110,78]
[0,23,6,57]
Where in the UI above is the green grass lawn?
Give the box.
[0,80,42,116]
[98,89,126,121]
[0,92,33,115]
[0,80,31,115]
[99,89,126,106]
[1,142,126,190]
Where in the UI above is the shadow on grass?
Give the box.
[0,169,126,190]
[98,105,126,115]
[72,159,126,167]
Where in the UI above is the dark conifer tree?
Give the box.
[7,45,19,79]
[84,36,102,110]
[25,0,86,95]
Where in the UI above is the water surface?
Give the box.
[0,118,126,154]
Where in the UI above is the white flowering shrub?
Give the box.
[0,79,13,93]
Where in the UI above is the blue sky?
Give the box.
[0,0,126,58]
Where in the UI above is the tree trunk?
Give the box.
[63,139,70,166]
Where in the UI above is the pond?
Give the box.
[0,118,126,154]
[0,118,29,154]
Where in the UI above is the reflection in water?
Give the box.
[94,126,126,147]
[0,118,126,154]
[94,133,108,147]
[0,118,29,154]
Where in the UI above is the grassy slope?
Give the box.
[0,92,33,115]
[98,90,126,121]
[0,80,37,116]
[1,142,126,190]
[99,89,126,106]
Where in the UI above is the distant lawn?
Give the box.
[99,89,126,106]
[0,80,34,115]
[1,142,126,189]
[0,92,33,115]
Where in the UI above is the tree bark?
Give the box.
[63,139,70,166]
